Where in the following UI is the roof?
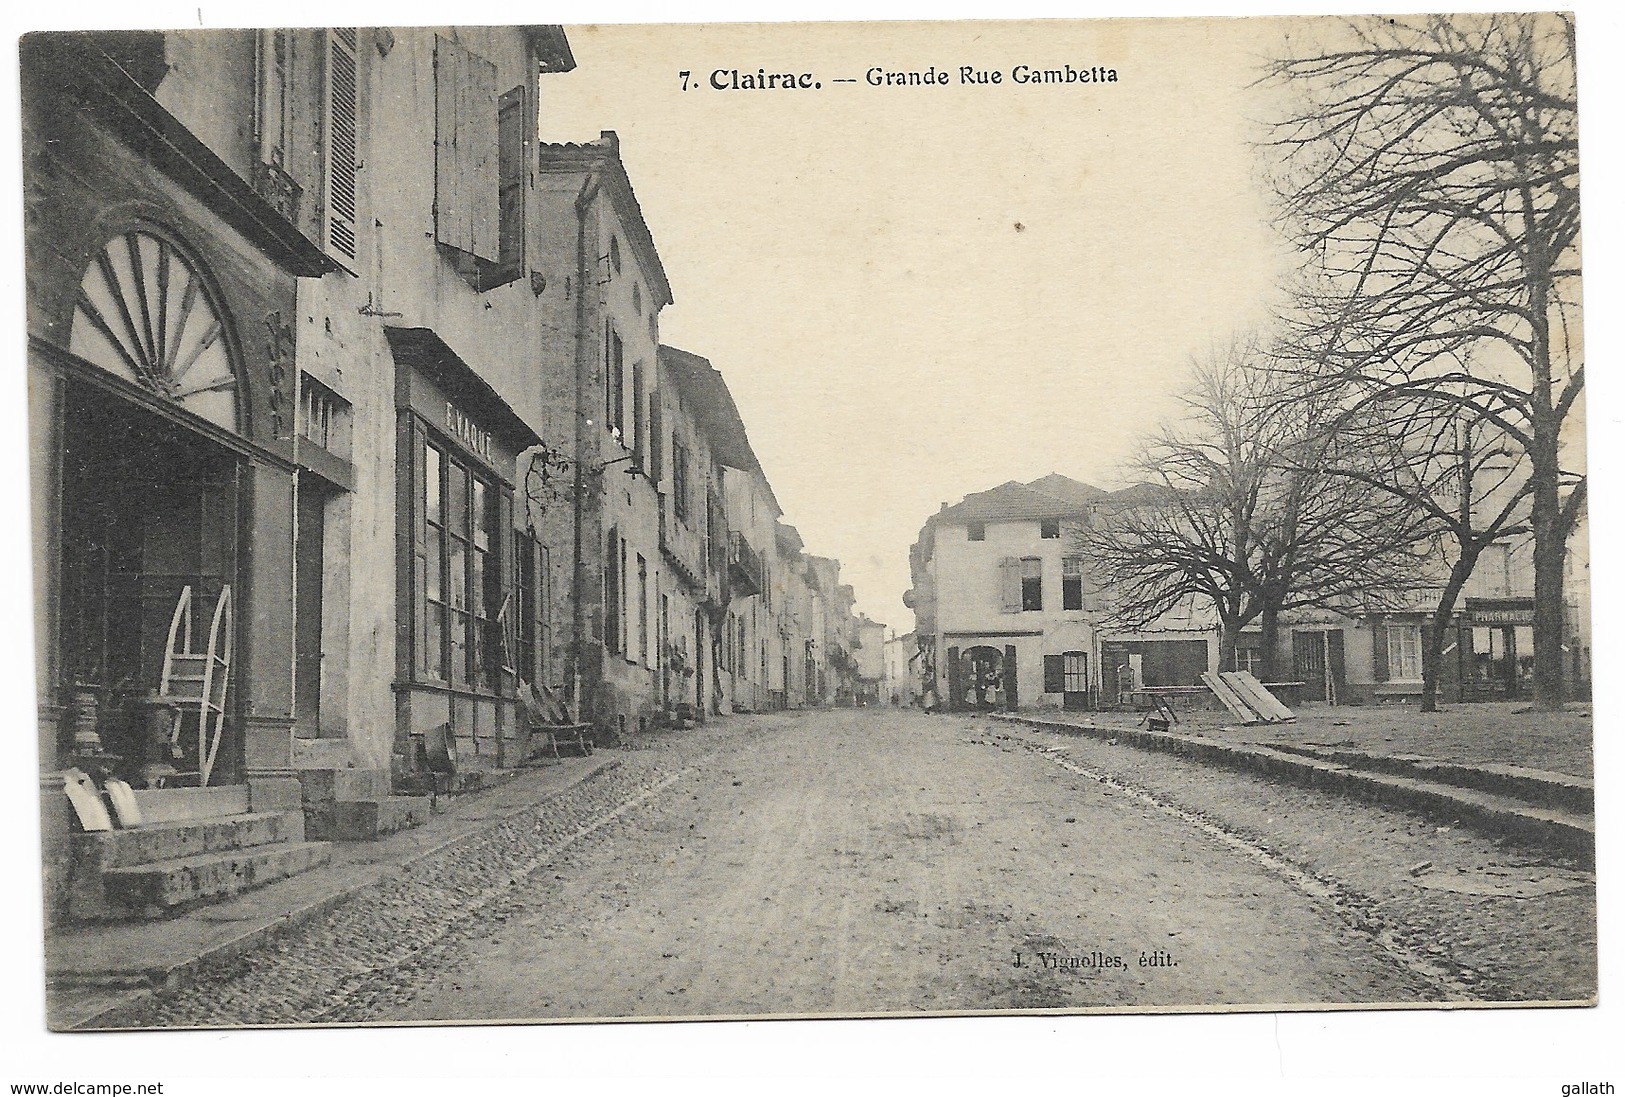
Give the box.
[521,26,575,73]
[776,522,804,556]
[659,345,782,516]
[936,474,1155,525]
[536,133,672,308]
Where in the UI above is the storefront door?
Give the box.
[58,381,242,779]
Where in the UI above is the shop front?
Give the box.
[387,328,540,780]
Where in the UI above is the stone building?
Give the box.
[905,475,1218,713]
[25,24,868,926]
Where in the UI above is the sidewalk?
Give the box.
[990,712,1594,864]
[46,753,620,1030]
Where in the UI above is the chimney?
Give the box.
[599,130,619,153]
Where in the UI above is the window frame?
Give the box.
[1386,623,1423,682]
[1020,556,1043,612]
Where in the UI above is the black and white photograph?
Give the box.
[4,2,1618,1090]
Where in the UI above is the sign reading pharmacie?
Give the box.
[1464,598,1536,627]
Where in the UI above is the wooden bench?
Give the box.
[535,723,595,758]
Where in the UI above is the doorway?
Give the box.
[58,381,243,777]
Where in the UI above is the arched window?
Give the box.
[68,230,240,433]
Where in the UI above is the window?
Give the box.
[605,525,621,654]
[298,374,350,456]
[1041,518,1060,539]
[637,554,649,664]
[1062,556,1084,611]
[1233,645,1262,675]
[420,441,501,689]
[967,522,986,541]
[1064,651,1089,693]
[605,325,625,442]
[631,362,646,471]
[672,441,691,523]
[1021,557,1043,612]
[609,235,622,275]
[1387,624,1422,681]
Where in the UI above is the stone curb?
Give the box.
[50,756,624,1030]
[989,714,1594,866]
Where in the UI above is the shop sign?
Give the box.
[444,400,493,462]
[1465,599,1535,626]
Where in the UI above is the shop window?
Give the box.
[514,532,549,688]
[1062,555,1084,610]
[420,440,501,688]
[967,522,985,541]
[1021,557,1043,612]
[1041,518,1060,539]
[1386,624,1423,682]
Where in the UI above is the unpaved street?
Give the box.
[119,706,1593,1028]
[387,708,1438,1020]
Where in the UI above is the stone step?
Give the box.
[297,766,393,805]
[74,811,306,871]
[304,796,432,842]
[99,840,333,917]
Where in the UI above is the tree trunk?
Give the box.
[1529,401,1567,710]
[1422,555,1475,714]
[1259,604,1281,682]
[1217,621,1239,676]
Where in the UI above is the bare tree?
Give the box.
[1079,337,1428,677]
[1311,382,1532,711]
[1268,13,1583,708]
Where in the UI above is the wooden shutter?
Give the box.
[632,363,646,470]
[496,84,526,280]
[324,28,360,262]
[946,646,961,711]
[605,525,620,652]
[1371,624,1389,682]
[434,36,499,262]
[999,557,1021,613]
[1043,655,1065,694]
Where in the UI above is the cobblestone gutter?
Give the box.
[79,757,686,1030]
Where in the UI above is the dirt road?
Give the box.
[387,708,1438,1021]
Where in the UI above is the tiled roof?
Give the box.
[659,345,782,517]
[536,133,672,307]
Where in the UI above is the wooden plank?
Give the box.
[1224,671,1297,722]
[1201,671,1268,725]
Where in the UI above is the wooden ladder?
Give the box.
[158,584,234,786]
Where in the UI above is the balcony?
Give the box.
[729,532,764,599]
[659,500,707,592]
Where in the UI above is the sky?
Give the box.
[539,17,1301,627]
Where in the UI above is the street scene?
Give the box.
[58,706,1594,1028]
[18,11,1593,1035]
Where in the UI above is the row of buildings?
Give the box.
[905,474,1591,713]
[25,25,870,922]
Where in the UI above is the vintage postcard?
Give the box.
[15,11,1595,1043]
